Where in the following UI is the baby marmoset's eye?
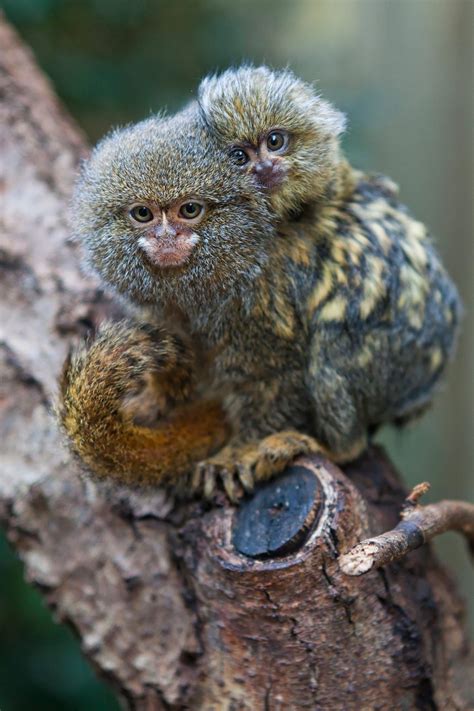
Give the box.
[178,201,205,220]
[266,130,288,152]
[130,205,154,223]
[229,148,250,166]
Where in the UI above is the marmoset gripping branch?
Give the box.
[59,67,461,501]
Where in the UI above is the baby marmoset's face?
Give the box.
[72,107,274,308]
[198,66,346,219]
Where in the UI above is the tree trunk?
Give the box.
[0,16,472,710]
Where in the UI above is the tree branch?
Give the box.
[339,482,474,576]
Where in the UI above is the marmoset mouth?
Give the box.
[156,254,190,268]
[145,248,194,269]
[265,172,286,191]
[138,234,198,269]
[258,166,286,192]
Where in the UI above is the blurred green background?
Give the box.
[1,0,472,708]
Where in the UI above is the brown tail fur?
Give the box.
[57,321,229,488]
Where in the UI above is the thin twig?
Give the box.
[404,481,430,507]
[339,483,474,576]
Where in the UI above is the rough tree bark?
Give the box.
[0,16,472,711]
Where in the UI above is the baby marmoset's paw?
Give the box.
[187,431,323,502]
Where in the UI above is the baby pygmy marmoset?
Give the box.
[60,68,461,500]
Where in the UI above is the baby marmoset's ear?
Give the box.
[288,79,347,138]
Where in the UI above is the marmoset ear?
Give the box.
[293,87,347,138]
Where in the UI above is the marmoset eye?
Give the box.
[229,148,250,166]
[130,205,154,223]
[267,131,287,152]
[179,202,204,219]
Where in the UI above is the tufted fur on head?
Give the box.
[71,105,275,316]
[198,65,347,218]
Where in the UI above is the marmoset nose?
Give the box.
[254,160,275,180]
[154,221,177,239]
[253,159,284,190]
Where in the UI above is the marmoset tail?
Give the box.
[58,321,229,487]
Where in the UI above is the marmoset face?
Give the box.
[198,66,346,217]
[127,198,206,269]
[72,109,274,308]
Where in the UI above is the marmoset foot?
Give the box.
[190,431,322,502]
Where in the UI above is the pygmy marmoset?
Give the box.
[59,68,461,501]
